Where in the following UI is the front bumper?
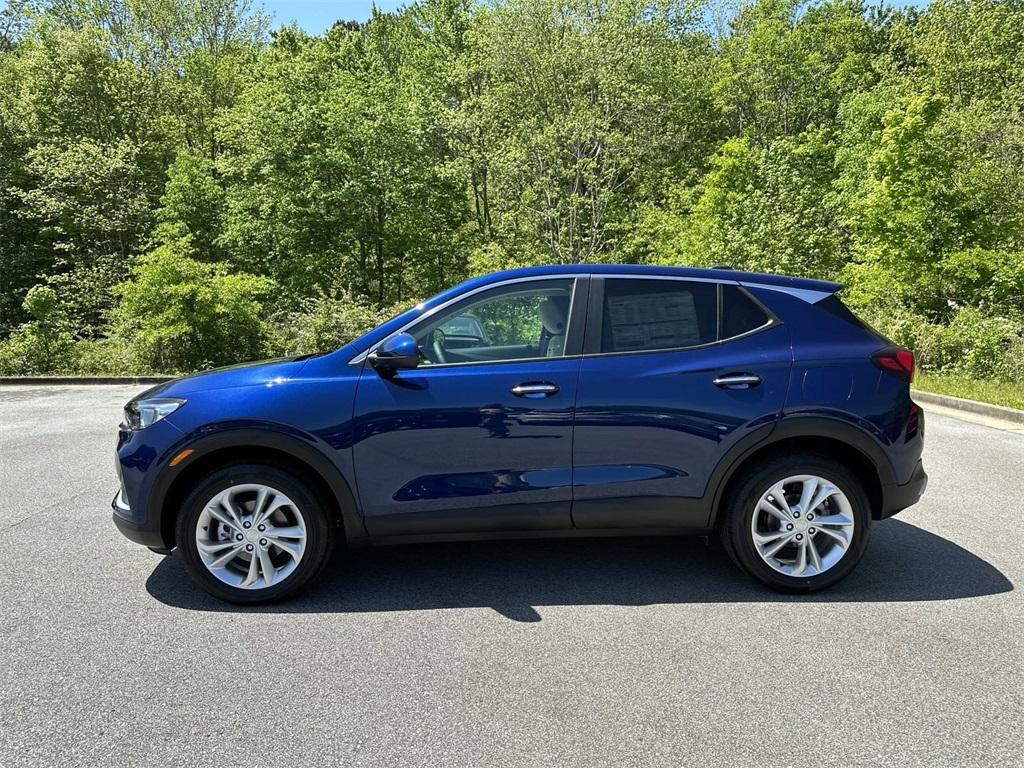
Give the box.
[879,459,928,519]
[111,416,185,549]
[112,493,166,548]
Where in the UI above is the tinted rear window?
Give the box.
[601,279,717,353]
[721,285,770,338]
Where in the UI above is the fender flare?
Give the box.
[148,425,366,547]
[704,415,896,528]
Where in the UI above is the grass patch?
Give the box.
[914,372,1024,410]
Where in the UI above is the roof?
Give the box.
[454,263,842,296]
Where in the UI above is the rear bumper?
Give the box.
[879,459,928,519]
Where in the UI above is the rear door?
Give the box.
[571,276,791,529]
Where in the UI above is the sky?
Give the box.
[260,1,405,32]
[260,0,928,34]
[0,0,931,36]
[0,0,401,31]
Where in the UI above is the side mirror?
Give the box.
[368,332,419,374]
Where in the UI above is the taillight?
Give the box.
[872,346,915,383]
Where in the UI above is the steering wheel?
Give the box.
[431,328,448,364]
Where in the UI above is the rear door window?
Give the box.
[600,279,718,353]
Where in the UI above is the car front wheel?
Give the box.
[175,464,334,604]
[720,453,871,592]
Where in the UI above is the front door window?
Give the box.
[409,279,574,365]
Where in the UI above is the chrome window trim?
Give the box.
[358,352,590,370]
[349,271,781,367]
[348,274,585,366]
[577,318,777,360]
[586,275,780,358]
[591,274,723,284]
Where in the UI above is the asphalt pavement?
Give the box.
[1,385,1021,767]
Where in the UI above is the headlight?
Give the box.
[122,398,185,431]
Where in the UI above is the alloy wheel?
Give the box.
[195,483,307,590]
[750,474,855,577]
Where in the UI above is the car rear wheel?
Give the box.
[175,464,334,604]
[720,453,871,592]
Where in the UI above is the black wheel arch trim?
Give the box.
[704,414,898,528]
[147,426,367,549]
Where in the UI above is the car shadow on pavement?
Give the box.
[145,519,1012,621]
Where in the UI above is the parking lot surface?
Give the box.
[1,384,1021,767]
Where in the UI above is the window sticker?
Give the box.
[607,291,700,350]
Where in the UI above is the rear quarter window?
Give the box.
[720,285,771,339]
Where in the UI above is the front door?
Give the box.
[352,276,587,537]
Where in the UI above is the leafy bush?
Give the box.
[71,338,142,376]
[938,248,1024,316]
[268,294,414,357]
[0,286,76,375]
[919,309,1024,382]
[862,304,1024,383]
[111,244,276,374]
[41,256,129,340]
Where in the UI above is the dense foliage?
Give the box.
[1,0,1022,379]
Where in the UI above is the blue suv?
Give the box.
[112,265,927,603]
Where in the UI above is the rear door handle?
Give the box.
[511,382,560,398]
[713,373,762,389]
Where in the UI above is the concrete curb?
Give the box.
[912,389,1024,425]
[0,376,173,386]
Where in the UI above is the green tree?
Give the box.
[111,242,275,372]
[715,0,877,140]
[473,0,708,263]
[217,17,467,306]
[680,129,844,277]
[1,0,1023,382]
[154,149,227,259]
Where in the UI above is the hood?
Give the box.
[139,356,311,399]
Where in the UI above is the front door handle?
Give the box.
[511,381,560,398]
[713,373,762,389]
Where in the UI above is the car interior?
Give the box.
[412,284,572,365]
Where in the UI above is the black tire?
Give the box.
[175,463,334,604]
[719,452,871,593]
